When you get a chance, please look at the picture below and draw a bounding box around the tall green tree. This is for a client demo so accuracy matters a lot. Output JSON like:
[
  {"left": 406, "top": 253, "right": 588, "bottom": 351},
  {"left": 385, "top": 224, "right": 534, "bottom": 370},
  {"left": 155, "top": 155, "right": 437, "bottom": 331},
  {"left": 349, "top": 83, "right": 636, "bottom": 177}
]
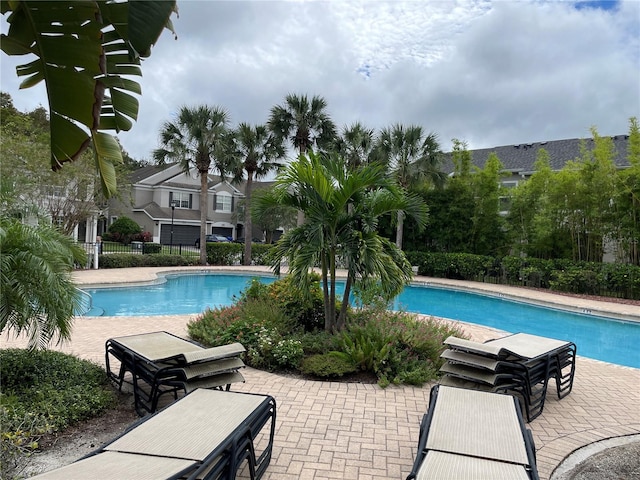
[
  {"left": 268, "top": 93, "right": 337, "bottom": 226},
  {"left": 469, "top": 152, "right": 508, "bottom": 256},
  {"left": 254, "top": 151, "right": 427, "bottom": 331},
  {"left": 1, "top": 1, "right": 177, "bottom": 197},
  {"left": 268, "top": 93, "right": 337, "bottom": 155},
  {"left": 0, "top": 216, "right": 86, "bottom": 349},
  {"left": 376, "top": 124, "right": 444, "bottom": 249},
  {"left": 249, "top": 187, "right": 297, "bottom": 244},
  {"left": 153, "top": 105, "right": 231, "bottom": 265},
  {"left": 333, "top": 122, "right": 376, "bottom": 169},
  {"left": 613, "top": 117, "right": 640, "bottom": 264},
  {"left": 575, "top": 128, "right": 618, "bottom": 261},
  {"left": 0, "top": 92, "right": 129, "bottom": 236},
  {"left": 507, "top": 150, "right": 563, "bottom": 258},
  {"left": 229, "top": 123, "right": 284, "bottom": 264}
]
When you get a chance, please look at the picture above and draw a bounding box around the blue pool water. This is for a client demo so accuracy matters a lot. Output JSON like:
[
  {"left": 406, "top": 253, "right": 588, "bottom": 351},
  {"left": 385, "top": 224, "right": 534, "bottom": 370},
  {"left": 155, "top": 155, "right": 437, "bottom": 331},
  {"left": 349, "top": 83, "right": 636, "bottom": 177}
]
[{"left": 84, "top": 273, "right": 640, "bottom": 368}]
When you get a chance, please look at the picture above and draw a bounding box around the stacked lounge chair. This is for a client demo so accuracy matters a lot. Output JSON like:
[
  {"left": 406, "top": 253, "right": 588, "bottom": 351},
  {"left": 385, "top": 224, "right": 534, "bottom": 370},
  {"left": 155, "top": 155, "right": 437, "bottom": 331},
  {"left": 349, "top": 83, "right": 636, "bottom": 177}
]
[
  {"left": 106, "top": 331, "right": 246, "bottom": 415},
  {"left": 438, "top": 333, "right": 576, "bottom": 421},
  {"left": 29, "top": 388, "right": 277, "bottom": 480},
  {"left": 406, "top": 384, "right": 539, "bottom": 480}
]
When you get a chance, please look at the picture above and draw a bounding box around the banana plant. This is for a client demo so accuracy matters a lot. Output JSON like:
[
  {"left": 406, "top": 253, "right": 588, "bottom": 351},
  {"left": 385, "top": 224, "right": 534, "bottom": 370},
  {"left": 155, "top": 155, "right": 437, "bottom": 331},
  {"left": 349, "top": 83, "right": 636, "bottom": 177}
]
[{"left": 1, "top": 0, "right": 177, "bottom": 197}]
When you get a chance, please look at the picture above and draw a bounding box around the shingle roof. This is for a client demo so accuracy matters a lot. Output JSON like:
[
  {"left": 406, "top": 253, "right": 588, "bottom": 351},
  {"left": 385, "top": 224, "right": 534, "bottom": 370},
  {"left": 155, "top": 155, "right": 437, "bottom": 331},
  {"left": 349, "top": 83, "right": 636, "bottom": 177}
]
[
  {"left": 133, "top": 202, "right": 203, "bottom": 222},
  {"left": 128, "top": 163, "right": 175, "bottom": 183},
  {"left": 441, "top": 135, "right": 630, "bottom": 174}
]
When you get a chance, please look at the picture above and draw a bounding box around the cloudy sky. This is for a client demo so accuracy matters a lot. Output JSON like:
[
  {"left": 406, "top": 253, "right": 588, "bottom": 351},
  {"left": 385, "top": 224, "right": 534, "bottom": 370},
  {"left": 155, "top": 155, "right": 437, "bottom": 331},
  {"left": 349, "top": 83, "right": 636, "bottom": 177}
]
[{"left": 2, "top": 0, "right": 639, "bottom": 161}]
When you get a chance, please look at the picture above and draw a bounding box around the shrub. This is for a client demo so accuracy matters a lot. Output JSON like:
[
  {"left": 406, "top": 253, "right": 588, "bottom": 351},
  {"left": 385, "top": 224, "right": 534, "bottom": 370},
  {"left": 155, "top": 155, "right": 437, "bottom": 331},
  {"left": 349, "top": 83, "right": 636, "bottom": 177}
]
[
  {"left": 142, "top": 242, "right": 162, "bottom": 254},
  {"left": 336, "top": 319, "right": 394, "bottom": 373},
  {"left": 0, "top": 410, "right": 52, "bottom": 480},
  {"left": 188, "top": 297, "right": 300, "bottom": 370},
  {"left": 272, "top": 338, "right": 304, "bottom": 369},
  {"left": 300, "top": 353, "right": 357, "bottom": 378},
  {"left": 246, "top": 243, "right": 274, "bottom": 266},
  {"left": 337, "top": 309, "right": 467, "bottom": 387},
  {"left": 237, "top": 273, "right": 325, "bottom": 331},
  {"left": 266, "top": 273, "right": 326, "bottom": 331},
  {"left": 133, "top": 231, "right": 153, "bottom": 243},
  {"left": 207, "top": 242, "right": 243, "bottom": 265},
  {"left": 296, "top": 330, "right": 342, "bottom": 355},
  {"left": 99, "top": 253, "right": 196, "bottom": 268},
  {"left": 549, "top": 268, "right": 601, "bottom": 295},
  {"left": 106, "top": 216, "right": 141, "bottom": 244},
  {"left": 0, "top": 349, "right": 116, "bottom": 479}
]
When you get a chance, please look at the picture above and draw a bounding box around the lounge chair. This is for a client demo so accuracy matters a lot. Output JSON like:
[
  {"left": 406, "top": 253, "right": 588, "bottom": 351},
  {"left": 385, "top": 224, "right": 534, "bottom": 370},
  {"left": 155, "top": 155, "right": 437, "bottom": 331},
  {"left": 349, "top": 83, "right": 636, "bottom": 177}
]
[
  {"left": 406, "top": 384, "right": 539, "bottom": 480},
  {"left": 484, "top": 333, "right": 576, "bottom": 399},
  {"left": 30, "top": 389, "right": 277, "bottom": 480},
  {"left": 28, "top": 451, "right": 198, "bottom": 480},
  {"left": 439, "top": 333, "right": 576, "bottom": 421},
  {"left": 105, "top": 331, "right": 247, "bottom": 415}
]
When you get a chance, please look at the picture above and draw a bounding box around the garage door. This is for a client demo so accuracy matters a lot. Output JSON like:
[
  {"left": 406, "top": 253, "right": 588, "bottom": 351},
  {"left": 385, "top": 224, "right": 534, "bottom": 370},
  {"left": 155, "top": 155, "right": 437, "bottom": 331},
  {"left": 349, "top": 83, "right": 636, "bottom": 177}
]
[
  {"left": 160, "top": 225, "right": 200, "bottom": 245},
  {"left": 212, "top": 227, "right": 233, "bottom": 238}
]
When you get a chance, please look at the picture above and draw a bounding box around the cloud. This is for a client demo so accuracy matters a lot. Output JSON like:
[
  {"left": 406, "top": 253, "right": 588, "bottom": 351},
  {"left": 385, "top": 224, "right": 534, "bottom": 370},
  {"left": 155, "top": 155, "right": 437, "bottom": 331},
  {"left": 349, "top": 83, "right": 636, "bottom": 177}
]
[{"left": 2, "top": 0, "right": 638, "bottom": 161}]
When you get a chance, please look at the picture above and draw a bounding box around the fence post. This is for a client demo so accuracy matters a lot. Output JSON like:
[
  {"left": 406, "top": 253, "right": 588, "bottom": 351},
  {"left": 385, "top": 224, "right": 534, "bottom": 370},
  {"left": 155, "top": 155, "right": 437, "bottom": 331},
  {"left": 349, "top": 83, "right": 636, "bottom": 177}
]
[{"left": 93, "top": 242, "right": 99, "bottom": 269}]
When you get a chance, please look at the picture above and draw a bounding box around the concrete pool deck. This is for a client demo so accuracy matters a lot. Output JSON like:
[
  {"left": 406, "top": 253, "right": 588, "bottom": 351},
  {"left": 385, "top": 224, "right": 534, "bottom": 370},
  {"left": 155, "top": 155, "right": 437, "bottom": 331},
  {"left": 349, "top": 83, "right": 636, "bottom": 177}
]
[{"left": 3, "top": 266, "right": 639, "bottom": 480}]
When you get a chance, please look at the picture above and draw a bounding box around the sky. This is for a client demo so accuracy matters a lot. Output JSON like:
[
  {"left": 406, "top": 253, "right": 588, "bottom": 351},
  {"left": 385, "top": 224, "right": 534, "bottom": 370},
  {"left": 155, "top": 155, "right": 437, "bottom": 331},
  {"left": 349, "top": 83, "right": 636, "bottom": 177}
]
[{"left": 1, "top": 0, "right": 639, "bottom": 162}]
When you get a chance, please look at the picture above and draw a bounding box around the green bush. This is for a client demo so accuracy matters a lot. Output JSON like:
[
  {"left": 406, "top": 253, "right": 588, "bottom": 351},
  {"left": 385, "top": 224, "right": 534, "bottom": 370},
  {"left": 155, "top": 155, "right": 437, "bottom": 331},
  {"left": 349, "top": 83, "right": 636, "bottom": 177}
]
[
  {"left": 105, "top": 216, "right": 141, "bottom": 244},
  {"left": 296, "top": 330, "right": 343, "bottom": 355},
  {"left": 0, "top": 409, "right": 52, "bottom": 480},
  {"left": 236, "top": 274, "right": 326, "bottom": 331},
  {"left": 300, "top": 353, "right": 357, "bottom": 378},
  {"left": 142, "top": 242, "right": 162, "bottom": 254},
  {"left": 550, "top": 268, "right": 601, "bottom": 295},
  {"left": 336, "top": 320, "right": 394, "bottom": 373},
  {"left": 336, "top": 309, "right": 467, "bottom": 387},
  {"left": 245, "top": 243, "right": 275, "bottom": 266},
  {"left": 0, "top": 349, "right": 117, "bottom": 479},
  {"left": 406, "top": 251, "right": 639, "bottom": 299},
  {"left": 188, "top": 297, "right": 301, "bottom": 371},
  {"left": 266, "top": 273, "right": 326, "bottom": 331},
  {"left": 207, "top": 242, "right": 243, "bottom": 265},
  {"left": 99, "top": 253, "right": 196, "bottom": 268}
]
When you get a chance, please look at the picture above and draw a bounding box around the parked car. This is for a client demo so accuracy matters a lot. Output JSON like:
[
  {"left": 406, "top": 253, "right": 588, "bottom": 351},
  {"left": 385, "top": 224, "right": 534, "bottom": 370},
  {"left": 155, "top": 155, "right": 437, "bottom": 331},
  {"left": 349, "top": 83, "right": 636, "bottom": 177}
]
[
  {"left": 194, "top": 234, "right": 230, "bottom": 247},
  {"left": 233, "top": 237, "right": 264, "bottom": 244}
]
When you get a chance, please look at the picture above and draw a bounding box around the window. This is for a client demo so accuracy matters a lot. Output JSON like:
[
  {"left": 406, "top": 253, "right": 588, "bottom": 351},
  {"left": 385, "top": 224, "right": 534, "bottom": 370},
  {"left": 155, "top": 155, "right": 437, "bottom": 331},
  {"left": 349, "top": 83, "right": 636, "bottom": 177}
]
[
  {"left": 215, "top": 192, "right": 233, "bottom": 212},
  {"left": 170, "top": 192, "right": 191, "bottom": 208},
  {"left": 499, "top": 181, "right": 518, "bottom": 215}
]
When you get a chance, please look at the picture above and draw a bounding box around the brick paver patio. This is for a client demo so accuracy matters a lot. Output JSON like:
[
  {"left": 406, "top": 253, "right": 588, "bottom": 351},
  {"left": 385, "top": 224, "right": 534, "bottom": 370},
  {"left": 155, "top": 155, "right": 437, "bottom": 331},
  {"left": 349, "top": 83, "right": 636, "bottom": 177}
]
[{"left": 3, "top": 266, "right": 639, "bottom": 480}]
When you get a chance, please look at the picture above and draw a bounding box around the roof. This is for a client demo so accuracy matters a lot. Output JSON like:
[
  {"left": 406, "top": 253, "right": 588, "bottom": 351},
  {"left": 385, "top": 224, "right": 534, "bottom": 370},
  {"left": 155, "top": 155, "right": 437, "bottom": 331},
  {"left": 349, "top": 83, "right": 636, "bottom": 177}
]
[
  {"left": 128, "top": 163, "right": 175, "bottom": 183},
  {"left": 133, "top": 202, "right": 205, "bottom": 222},
  {"left": 441, "top": 135, "right": 631, "bottom": 174}
]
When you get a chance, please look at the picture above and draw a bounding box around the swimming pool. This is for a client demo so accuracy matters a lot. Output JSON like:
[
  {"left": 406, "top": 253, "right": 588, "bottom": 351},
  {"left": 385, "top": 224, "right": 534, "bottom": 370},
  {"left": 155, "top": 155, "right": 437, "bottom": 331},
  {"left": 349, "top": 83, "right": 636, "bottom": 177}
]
[{"left": 83, "top": 273, "right": 640, "bottom": 368}]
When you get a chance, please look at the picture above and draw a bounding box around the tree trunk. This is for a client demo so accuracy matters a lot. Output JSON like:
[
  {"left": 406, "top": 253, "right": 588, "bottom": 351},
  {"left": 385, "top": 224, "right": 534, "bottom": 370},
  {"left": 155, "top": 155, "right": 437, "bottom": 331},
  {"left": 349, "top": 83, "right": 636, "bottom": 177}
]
[
  {"left": 396, "top": 210, "right": 404, "bottom": 249},
  {"left": 321, "top": 257, "right": 332, "bottom": 331},
  {"left": 329, "top": 249, "right": 336, "bottom": 331},
  {"left": 337, "top": 273, "right": 353, "bottom": 330},
  {"left": 243, "top": 174, "right": 254, "bottom": 266},
  {"left": 199, "top": 170, "right": 208, "bottom": 265}
]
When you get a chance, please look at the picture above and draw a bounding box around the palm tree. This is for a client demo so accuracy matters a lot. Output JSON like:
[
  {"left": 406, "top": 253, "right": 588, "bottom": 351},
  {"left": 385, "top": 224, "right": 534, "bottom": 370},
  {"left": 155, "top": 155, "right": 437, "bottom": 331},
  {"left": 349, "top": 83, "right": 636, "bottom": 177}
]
[
  {"left": 268, "top": 93, "right": 337, "bottom": 225},
  {"left": 153, "top": 105, "right": 231, "bottom": 265},
  {"left": 1, "top": 1, "right": 177, "bottom": 197},
  {"left": 268, "top": 93, "right": 337, "bottom": 155},
  {"left": 333, "top": 122, "right": 376, "bottom": 169},
  {"left": 376, "top": 124, "right": 445, "bottom": 249},
  {"left": 229, "top": 123, "right": 284, "bottom": 265},
  {"left": 254, "top": 151, "right": 428, "bottom": 331},
  {"left": 0, "top": 217, "right": 86, "bottom": 349}
]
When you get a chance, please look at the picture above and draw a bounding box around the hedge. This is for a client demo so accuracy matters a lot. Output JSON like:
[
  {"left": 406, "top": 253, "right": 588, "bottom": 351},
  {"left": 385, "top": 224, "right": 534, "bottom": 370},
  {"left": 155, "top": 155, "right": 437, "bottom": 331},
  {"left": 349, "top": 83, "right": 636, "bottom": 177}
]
[{"left": 406, "top": 251, "right": 639, "bottom": 300}]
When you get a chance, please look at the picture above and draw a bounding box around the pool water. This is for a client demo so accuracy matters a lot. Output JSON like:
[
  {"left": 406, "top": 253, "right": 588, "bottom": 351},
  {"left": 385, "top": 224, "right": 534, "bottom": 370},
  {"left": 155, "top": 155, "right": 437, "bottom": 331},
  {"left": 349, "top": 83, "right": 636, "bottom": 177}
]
[{"left": 84, "top": 273, "right": 640, "bottom": 368}]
